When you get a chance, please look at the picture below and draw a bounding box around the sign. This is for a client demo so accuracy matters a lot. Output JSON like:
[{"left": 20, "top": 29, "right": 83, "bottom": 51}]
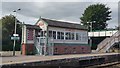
[
  {"left": 13, "top": 34, "right": 19, "bottom": 36},
  {"left": 37, "top": 21, "right": 47, "bottom": 31},
  {"left": 11, "top": 36, "right": 20, "bottom": 40}
]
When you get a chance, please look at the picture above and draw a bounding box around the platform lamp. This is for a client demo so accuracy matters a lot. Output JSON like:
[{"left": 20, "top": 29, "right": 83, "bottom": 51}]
[{"left": 13, "top": 8, "right": 21, "bottom": 56}]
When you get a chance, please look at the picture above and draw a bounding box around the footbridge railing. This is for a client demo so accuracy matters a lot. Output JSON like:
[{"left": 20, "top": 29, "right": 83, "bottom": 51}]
[{"left": 96, "top": 30, "right": 120, "bottom": 53}]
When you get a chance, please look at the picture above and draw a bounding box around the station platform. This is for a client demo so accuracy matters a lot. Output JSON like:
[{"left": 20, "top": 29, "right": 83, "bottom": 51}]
[{"left": 1, "top": 53, "right": 120, "bottom": 66}]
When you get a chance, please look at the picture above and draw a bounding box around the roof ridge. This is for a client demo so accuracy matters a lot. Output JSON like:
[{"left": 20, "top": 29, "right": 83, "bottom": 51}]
[
  {"left": 37, "top": 17, "right": 87, "bottom": 30},
  {"left": 41, "top": 18, "right": 80, "bottom": 25}
]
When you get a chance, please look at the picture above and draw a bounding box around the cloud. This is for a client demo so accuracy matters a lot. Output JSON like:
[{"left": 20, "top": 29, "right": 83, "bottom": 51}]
[
  {"left": 2, "top": 0, "right": 119, "bottom": 2},
  {"left": 1, "top": 2, "right": 119, "bottom": 28}
]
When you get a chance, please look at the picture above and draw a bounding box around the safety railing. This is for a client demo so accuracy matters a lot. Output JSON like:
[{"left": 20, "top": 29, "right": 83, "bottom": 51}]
[
  {"left": 96, "top": 30, "right": 120, "bottom": 53},
  {"left": 96, "top": 38, "right": 110, "bottom": 51}
]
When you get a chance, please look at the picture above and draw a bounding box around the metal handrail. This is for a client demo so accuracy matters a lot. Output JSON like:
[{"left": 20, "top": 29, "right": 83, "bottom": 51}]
[
  {"left": 105, "top": 30, "right": 120, "bottom": 51},
  {"left": 96, "top": 30, "right": 120, "bottom": 52},
  {"left": 97, "top": 38, "right": 109, "bottom": 48}
]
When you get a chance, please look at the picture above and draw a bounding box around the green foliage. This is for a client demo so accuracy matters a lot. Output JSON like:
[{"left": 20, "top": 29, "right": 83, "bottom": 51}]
[
  {"left": 80, "top": 3, "right": 112, "bottom": 31},
  {"left": 1, "top": 15, "right": 22, "bottom": 51}
]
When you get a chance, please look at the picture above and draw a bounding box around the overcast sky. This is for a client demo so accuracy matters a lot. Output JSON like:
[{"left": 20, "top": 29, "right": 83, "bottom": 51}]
[{"left": 1, "top": 0, "right": 119, "bottom": 28}]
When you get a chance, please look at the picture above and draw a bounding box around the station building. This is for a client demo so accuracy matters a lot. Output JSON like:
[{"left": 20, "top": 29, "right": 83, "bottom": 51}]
[{"left": 21, "top": 18, "right": 91, "bottom": 55}]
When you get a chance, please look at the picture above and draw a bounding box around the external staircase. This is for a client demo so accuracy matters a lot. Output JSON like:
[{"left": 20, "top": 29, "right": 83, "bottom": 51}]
[{"left": 96, "top": 30, "right": 120, "bottom": 53}]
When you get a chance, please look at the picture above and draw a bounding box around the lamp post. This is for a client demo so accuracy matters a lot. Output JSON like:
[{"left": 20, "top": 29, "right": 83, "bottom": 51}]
[
  {"left": 13, "top": 8, "right": 21, "bottom": 56},
  {"left": 87, "top": 22, "right": 92, "bottom": 52},
  {"left": 118, "top": 24, "right": 120, "bottom": 53}
]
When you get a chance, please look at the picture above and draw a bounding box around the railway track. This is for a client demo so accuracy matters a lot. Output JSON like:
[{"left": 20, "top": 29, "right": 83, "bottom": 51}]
[{"left": 85, "top": 62, "right": 120, "bottom": 68}]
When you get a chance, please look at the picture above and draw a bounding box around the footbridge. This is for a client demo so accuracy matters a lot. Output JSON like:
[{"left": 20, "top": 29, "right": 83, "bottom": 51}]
[
  {"left": 88, "top": 30, "right": 118, "bottom": 37},
  {"left": 94, "top": 30, "right": 120, "bottom": 53},
  {"left": 88, "top": 30, "right": 120, "bottom": 52}
]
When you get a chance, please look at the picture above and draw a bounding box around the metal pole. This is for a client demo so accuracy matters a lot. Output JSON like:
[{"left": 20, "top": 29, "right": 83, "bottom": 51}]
[
  {"left": 118, "top": 30, "right": 120, "bottom": 53},
  {"left": 13, "top": 8, "right": 21, "bottom": 56},
  {"left": 13, "top": 13, "right": 17, "bottom": 56},
  {"left": 90, "top": 22, "right": 92, "bottom": 53},
  {"left": 118, "top": 26, "right": 120, "bottom": 53}
]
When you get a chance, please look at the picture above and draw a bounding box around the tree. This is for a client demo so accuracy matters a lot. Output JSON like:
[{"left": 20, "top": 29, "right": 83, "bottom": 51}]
[
  {"left": 1, "top": 15, "right": 22, "bottom": 51},
  {"left": 80, "top": 3, "right": 112, "bottom": 31}
]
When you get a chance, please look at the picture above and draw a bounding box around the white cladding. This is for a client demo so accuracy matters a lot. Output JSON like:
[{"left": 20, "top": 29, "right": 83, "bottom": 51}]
[{"left": 48, "top": 26, "right": 88, "bottom": 44}]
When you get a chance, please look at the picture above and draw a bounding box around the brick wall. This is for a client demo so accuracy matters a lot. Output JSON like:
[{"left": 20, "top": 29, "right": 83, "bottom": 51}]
[
  {"left": 22, "top": 44, "right": 35, "bottom": 55},
  {"left": 53, "top": 45, "right": 91, "bottom": 55}
]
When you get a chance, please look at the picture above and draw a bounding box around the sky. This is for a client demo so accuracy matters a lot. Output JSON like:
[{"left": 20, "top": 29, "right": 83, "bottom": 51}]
[{"left": 1, "top": 0, "right": 119, "bottom": 28}]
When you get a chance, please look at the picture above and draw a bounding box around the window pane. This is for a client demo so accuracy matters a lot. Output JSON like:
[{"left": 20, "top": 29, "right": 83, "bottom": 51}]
[
  {"left": 79, "top": 34, "right": 81, "bottom": 41},
  {"left": 61, "top": 32, "right": 64, "bottom": 39},
  {"left": 65, "top": 32, "right": 69, "bottom": 40},
  {"left": 82, "top": 34, "right": 84, "bottom": 41},
  {"left": 40, "top": 31, "right": 45, "bottom": 37},
  {"left": 40, "top": 31, "right": 43, "bottom": 37},
  {"left": 53, "top": 31, "right": 56, "bottom": 39},
  {"left": 82, "top": 34, "right": 87, "bottom": 41},
  {"left": 68, "top": 32, "right": 71, "bottom": 40},
  {"left": 49, "top": 31, "right": 52, "bottom": 38},
  {"left": 76, "top": 33, "right": 78, "bottom": 40},
  {"left": 71, "top": 33, "right": 74, "bottom": 40},
  {"left": 57, "top": 32, "right": 60, "bottom": 39}
]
